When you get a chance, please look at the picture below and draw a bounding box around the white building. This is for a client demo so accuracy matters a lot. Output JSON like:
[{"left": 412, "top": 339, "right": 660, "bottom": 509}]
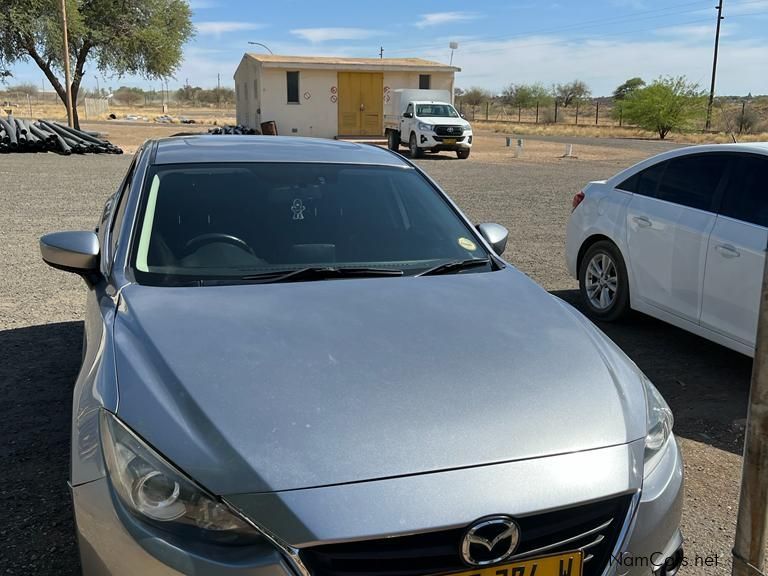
[{"left": 234, "top": 54, "right": 459, "bottom": 138}]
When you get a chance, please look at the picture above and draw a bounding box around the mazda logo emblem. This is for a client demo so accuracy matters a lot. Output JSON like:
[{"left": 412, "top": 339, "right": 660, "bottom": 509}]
[{"left": 461, "top": 516, "right": 520, "bottom": 566}]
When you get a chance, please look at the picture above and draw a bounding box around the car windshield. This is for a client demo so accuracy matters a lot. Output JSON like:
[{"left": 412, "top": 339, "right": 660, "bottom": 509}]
[
  {"left": 416, "top": 104, "right": 460, "bottom": 118},
  {"left": 131, "top": 162, "right": 490, "bottom": 285}
]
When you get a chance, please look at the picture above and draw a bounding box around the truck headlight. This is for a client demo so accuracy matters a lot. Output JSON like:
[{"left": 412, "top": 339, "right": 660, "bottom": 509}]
[
  {"left": 642, "top": 375, "right": 674, "bottom": 475},
  {"left": 100, "top": 410, "right": 259, "bottom": 545},
  {"left": 417, "top": 122, "right": 434, "bottom": 131},
  {"left": 462, "top": 123, "right": 472, "bottom": 132}
]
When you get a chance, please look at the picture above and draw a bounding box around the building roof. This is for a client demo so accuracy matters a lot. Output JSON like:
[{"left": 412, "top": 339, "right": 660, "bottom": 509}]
[
  {"left": 243, "top": 54, "right": 460, "bottom": 73},
  {"left": 152, "top": 135, "right": 411, "bottom": 167}
]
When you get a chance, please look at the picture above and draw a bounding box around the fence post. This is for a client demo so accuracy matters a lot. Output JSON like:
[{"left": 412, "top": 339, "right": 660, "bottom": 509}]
[
  {"left": 732, "top": 244, "right": 768, "bottom": 576},
  {"left": 575, "top": 101, "right": 579, "bottom": 125},
  {"left": 554, "top": 100, "right": 559, "bottom": 123},
  {"left": 485, "top": 101, "right": 489, "bottom": 121},
  {"left": 535, "top": 101, "right": 539, "bottom": 124},
  {"left": 740, "top": 101, "right": 746, "bottom": 134},
  {"left": 518, "top": 105, "right": 521, "bottom": 123},
  {"left": 595, "top": 101, "right": 599, "bottom": 126},
  {"left": 619, "top": 105, "right": 623, "bottom": 127}
]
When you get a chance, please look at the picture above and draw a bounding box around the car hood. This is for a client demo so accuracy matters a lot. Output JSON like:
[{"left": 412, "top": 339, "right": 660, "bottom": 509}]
[
  {"left": 417, "top": 117, "right": 468, "bottom": 127},
  {"left": 113, "top": 268, "right": 646, "bottom": 495}
]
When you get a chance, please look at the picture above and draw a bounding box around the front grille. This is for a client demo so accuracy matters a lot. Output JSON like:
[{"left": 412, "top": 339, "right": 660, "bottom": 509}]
[
  {"left": 434, "top": 125, "right": 464, "bottom": 137},
  {"left": 299, "top": 493, "right": 633, "bottom": 576}
]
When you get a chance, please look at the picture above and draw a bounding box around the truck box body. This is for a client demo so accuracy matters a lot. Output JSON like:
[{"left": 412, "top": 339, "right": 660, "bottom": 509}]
[{"left": 385, "top": 89, "right": 453, "bottom": 119}]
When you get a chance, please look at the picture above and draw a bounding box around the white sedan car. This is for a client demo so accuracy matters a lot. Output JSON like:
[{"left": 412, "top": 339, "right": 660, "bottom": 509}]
[{"left": 566, "top": 143, "right": 768, "bottom": 357}]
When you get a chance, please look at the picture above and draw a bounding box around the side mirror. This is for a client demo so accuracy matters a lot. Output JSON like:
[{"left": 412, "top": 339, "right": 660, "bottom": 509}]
[
  {"left": 477, "top": 223, "right": 509, "bottom": 256},
  {"left": 460, "top": 113, "right": 466, "bottom": 119},
  {"left": 40, "top": 231, "right": 100, "bottom": 277},
  {"left": 403, "top": 112, "right": 413, "bottom": 118}
]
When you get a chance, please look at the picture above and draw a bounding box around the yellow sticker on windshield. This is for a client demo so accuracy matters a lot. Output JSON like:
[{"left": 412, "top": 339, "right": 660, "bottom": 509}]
[{"left": 458, "top": 237, "right": 477, "bottom": 251}]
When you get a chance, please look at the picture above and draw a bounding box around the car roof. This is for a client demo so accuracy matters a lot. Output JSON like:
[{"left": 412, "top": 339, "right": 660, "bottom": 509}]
[{"left": 151, "top": 135, "right": 412, "bottom": 166}]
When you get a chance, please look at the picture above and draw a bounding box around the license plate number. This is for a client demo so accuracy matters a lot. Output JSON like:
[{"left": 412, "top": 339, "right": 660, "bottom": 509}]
[
  {"left": 445, "top": 551, "right": 583, "bottom": 576},
  {"left": 443, "top": 138, "right": 457, "bottom": 144}
]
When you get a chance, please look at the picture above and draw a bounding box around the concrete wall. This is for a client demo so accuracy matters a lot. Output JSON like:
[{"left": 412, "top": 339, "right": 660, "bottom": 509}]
[{"left": 235, "top": 62, "right": 455, "bottom": 138}]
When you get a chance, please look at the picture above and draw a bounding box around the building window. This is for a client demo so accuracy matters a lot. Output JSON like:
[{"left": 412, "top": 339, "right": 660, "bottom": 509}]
[
  {"left": 419, "top": 74, "right": 431, "bottom": 89},
  {"left": 287, "top": 71, "right": 300, "bottom": 103}
]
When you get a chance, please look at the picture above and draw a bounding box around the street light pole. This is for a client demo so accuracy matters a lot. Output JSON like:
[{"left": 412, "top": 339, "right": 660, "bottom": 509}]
[
  {"left": 247, "top": 41, "right": 274, "bottom": 54},
  {"left": 732, "top": 246, "right": 768, "bottom": 576},
  {"left": 59, "top": 0, "right": 74, "bottom": 127},
  {"left": 705, "top": 0, "right": 724, "bottom": 131}
]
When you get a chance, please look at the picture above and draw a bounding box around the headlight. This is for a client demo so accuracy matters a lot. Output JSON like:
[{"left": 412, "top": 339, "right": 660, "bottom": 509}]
[
  {"left": 462, "top": 123, "right": 472, "bottom": 132},
  {"left": 642, "top": 375, "right": 674, "bottom": 475},
  {"left": 417, "top": 122, "right": 434, "bottom": 131},
  {"left": 100, "top": 410, "right": 259, "bottom": 545}
]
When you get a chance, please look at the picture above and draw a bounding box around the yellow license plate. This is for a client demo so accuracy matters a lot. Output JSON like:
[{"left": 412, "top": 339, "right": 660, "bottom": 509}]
[
  {"left": 443, "top": 138, "right": 457, "bottom": 145},
  {"left": 447, "top": 551, "right": 583, "bottom": 576}
]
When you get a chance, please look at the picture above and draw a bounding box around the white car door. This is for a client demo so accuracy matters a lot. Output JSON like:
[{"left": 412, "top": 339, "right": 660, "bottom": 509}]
[
  {"left": 701, "top": 154, "right": 768, "bottom": 350},
  {"left": 624, "top": 153, "right": 730, "bottom": 323}
]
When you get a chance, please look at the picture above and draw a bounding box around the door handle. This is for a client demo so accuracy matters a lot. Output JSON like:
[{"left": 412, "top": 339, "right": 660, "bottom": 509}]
[
  {"left": 632, "top": 215, "right": 652, "bottom": 228},
  {"left": 360, "top": 103, "right": 365, "bottom": 112},
  {"left": 715, "top": 244, "right": 740, "bottom": 258}
]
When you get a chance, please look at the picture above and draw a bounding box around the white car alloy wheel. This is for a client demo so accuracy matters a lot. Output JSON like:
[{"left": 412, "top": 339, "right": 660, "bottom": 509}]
[
  {"left": 578, "top": 240, "right": 629, "bottom": 321},
  {"left": 585, "top": 253, "right": 618, "bottom": 310}
]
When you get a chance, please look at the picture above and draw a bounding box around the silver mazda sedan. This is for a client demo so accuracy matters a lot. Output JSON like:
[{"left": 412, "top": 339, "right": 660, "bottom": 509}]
[{"left": 41, "top": 136, "right": 683, "bottom": 576}]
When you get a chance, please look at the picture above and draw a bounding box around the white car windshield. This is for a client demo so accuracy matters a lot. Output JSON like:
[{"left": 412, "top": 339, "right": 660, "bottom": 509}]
[{"left": 416, "top": 104, "right": 460, "bottom": 118}]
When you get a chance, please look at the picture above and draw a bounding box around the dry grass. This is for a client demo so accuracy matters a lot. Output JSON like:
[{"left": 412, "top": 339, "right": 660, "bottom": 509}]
[{"left": 3, "top": 101, "right": 236, "bottom": 125}]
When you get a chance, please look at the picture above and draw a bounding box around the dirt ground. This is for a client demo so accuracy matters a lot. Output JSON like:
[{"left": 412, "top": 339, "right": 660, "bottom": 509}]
[{"left": 0, "top": 133, "right": 761, "bottom": 574}]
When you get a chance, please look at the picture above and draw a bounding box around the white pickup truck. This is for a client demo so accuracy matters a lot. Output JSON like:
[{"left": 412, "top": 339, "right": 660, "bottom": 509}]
[{"left": 384, "top": 89, "right": 473, "bottom": 159}]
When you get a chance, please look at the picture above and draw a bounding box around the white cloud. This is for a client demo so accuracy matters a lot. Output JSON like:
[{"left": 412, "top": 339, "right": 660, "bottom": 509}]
[
  {"left": 290, "top": 28, "right": 382, "bottom": 43},
  {"left": 421, "top": 35, "right": 768, "bottom": 96},
  {"left": 195, "top": 21, "right": 265, "bottom": 35},
  {"left": 654, "top": 24, "right": 719, "bottom": 41},
  {"left": 415, "top": 12, "right": 482, "bottom": 28}
]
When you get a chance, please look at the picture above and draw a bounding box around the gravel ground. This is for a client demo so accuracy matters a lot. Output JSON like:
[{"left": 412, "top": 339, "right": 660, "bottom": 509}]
[{"left": 0, "top": 138, "right": 756, "bottom": 574}]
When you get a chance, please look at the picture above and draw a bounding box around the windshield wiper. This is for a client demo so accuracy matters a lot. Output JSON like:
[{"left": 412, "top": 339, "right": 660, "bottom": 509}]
[
  {"left": 237, "top": 266, "right": 404, "bottom": 284},
  {"left": 416, "top": 258, "right": 491, "bottom": 277}
]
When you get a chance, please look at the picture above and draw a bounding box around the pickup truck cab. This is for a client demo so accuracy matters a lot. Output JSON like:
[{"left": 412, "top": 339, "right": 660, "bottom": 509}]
[{"left": 384, "top": 90, "right": 473, "bottom": 159}]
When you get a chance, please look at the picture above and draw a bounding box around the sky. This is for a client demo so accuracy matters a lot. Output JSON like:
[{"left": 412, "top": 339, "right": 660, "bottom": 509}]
[{"left": 7, "top": 0, "right": 768, "bottom": 96}]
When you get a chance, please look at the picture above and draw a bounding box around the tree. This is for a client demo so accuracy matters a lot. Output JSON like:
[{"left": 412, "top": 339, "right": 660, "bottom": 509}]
[
  {"left": 9, "top": 82, "right": 37, "bottom": 96},
  {"left": 621, "top": 76, "right": 706, "bottom": 140},
  {"left": 0, "top": 0, "right": 194, "bottom": 128},
  {"left": 613, "top": 77, "right": 645, "bottom": 101},
  {"left": 553, "top": 80, "right": 591, "bottom": 107},
  {"left": 114, "top": 86, "right": 145, "bottom": 106},
  {"left": 461, "top": 86, "right": 491, "bottom": 119},
  {"left": 502, "top": 83, "right": 551, "bottom": 108}
]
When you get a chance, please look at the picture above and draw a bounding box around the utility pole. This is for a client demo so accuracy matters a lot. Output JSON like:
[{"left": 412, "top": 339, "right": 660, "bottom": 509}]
[
  {"left": 379, "top": 46, "right": 384, "bottom": 59},
  {"left": 217, "top": 73, "right": 221, "bottom": 110},
  {"left": 706, "top": 0, "right": 724, "bottom": 131},
  {"left": 59, "top": 0, "right": 74, "bottom": 127},
  {"left": 732, "top": 246, "right": 768, "bottom": 576}
]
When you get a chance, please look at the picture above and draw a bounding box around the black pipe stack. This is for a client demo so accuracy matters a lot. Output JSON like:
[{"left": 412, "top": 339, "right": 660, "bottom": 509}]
[
  {"left": 0, "top": 118, "right": 123, "bottom": 155},
  {"left": 207, "top": 124, "right": 260, "bottom": 135}
]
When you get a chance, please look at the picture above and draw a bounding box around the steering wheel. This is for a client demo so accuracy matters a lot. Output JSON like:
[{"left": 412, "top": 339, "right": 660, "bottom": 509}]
[{"left": 184, "top": 233, "right": 256, "bottom": 256}]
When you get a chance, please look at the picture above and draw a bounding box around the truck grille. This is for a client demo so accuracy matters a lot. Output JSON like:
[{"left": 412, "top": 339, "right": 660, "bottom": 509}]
[
  {"left": 434, "top": 125, "right": 464, "bottom": 137},
  {"left": 298, "top": 493, "right": 634, "bottom": 576}
]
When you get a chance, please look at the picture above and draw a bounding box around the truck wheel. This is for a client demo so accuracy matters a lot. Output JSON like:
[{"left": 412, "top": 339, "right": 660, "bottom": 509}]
[
  {"left": 387, "top": 130, "right": 400, "bottom": 151},
  {"left": 456, "top": 149, "right": 470, "bottom": 159},
  {"left": 409, "top": 133, "right": 423, "bottom": 158}
]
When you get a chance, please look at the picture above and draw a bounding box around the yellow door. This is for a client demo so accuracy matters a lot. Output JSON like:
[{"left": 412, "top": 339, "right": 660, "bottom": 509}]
[
  {"left": 337, "top": 72, "right": 383, "bottom": 136},
  {"left": 360, "top": 73, "right": 383, "bottom": 136},
  {"left": 338, "top": 72, "right": 361, "bottom": 135}
]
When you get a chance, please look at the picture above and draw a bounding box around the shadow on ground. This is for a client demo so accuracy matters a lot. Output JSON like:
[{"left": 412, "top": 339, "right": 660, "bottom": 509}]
[
  {"left": 552, "top": 289, "right": 752, "bottom": 455},
  {"left": 0, "top": 321, "right": 82, "bottom": 575}
]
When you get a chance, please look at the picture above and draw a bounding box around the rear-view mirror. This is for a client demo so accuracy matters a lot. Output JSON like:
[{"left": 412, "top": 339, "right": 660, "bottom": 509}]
[
  {"left": 477, "top": 223, "right": 509, "bottom": 256},
  {"left": 40, "top": 231, "right": 100, "bottom": 278}
]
